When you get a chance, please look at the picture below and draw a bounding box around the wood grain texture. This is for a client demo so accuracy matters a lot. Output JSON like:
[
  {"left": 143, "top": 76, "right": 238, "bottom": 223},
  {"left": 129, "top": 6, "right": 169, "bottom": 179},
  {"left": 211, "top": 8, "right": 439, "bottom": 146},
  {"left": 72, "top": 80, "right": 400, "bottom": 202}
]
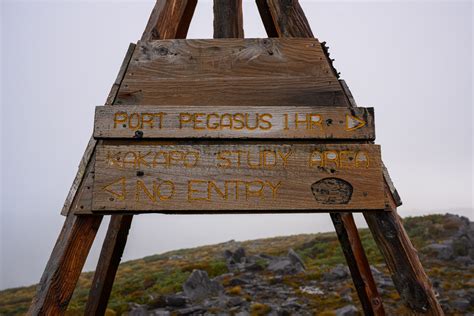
[
  {"left": 106, "top": 43, "right": 137, "bottom": 106},
  {"left": 256, "top": 0, "right": 349, "bottom": 106},
  {"left": 94, "top": 105, "right": 375, "bottom": 140},
  {"left": 69, "top": 152, "right": 96, "bottom": 215},
  {"left": 331, "top": 213, "right": 385, "bottom": 316},
  {"left": 92, "top": 142, "right": 385, "bottom": 213},
  {"left": 364, "top": 211, "right": 444, "bottom": 315},
  {"left": 256, "top": 0, "right": 313, "bottom": 38},
  {"left": 27, "top": 214, "right": 102, "bottom": 315},
  {"left": 84, "top": 215, "right": 133, "bottom": 315},
  {"left": 115, "top": 38, "right": 347, "bottom": 107},
  {"left": 141, "top": 0, "right": 197, "bottom": 41},
  {"left": 213, "top": 0, "right": 244, "bottom": 38},
  {"left": 61, "top": 137, "right": 97, "bottom": 216}
]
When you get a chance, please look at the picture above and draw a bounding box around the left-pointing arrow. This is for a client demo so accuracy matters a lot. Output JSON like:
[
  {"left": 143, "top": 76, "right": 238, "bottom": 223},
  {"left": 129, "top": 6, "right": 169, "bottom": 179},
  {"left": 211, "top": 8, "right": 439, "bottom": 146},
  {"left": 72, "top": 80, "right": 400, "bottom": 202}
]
[
  {"left": 345, "top": 114, "right": 366, "bottom": 131},
  {"left": 102, "top": 177, "right": 126, "bottom": 201}
]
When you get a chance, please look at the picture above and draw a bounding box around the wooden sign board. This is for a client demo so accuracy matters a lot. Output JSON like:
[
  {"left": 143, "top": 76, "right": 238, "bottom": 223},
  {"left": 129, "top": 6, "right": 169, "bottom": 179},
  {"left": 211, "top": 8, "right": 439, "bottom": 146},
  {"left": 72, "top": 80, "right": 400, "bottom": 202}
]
[
  {"left": 94, "top": 106, "right": 375, "bottom": 140},
  {"left": 91, "top": 142, "right": 385, "bottom": 213},
  {"left": 114, "top": 38, "right": 348, "bottom": 107}
]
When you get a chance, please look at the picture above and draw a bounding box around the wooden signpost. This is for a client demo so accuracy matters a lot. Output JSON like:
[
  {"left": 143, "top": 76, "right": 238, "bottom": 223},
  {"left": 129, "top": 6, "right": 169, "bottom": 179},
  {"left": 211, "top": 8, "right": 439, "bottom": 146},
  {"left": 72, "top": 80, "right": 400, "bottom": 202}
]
[{"left": 28, "top": 1, "right": 444, "bottom": 315}]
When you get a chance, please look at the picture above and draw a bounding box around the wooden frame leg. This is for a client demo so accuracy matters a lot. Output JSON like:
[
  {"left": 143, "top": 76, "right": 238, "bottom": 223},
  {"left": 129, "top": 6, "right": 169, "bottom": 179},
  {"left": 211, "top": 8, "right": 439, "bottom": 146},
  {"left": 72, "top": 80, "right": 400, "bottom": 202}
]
[
  {"left": 85, "top": 215, "right": 133, "bottom": 315},
  {"left": 364, "top": 210, "right": 444, "bottom": 315},
  {"left": 331, "top": 213, "right": 385, "bottom": 316},
  {"left": 28, "top": 214, "right": 103, "bottom": 315}
]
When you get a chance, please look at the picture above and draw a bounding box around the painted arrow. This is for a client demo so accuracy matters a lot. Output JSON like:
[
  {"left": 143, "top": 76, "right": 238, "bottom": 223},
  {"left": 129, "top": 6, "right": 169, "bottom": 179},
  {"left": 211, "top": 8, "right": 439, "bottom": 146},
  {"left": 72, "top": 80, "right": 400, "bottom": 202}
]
[
  {"left": 345, "top": 114, "right": 366, "bottom": 131},
  {"left": 102, "top": 177, "right": 126, "bottom": 201}
]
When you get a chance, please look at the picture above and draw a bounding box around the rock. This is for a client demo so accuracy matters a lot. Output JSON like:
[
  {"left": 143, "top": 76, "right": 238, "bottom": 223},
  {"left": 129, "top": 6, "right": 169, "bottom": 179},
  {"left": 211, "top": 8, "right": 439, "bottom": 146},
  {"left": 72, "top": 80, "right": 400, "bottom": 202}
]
[
  {"left": 281, "top": 297, "right": 302, "bottom": 309},
  {"left": 164, "top": 294, "right": 187, "bottom": 307},
  {"left": 324, "top": 264, "right": 349, "bottom": 281},
  {"left": 149, "top": 311, "right": 170, "bottom": 316},
  {"left": 288, "top": 249, "right": 306, "bottom": 269},
  {"left": 175, "top": 305, "right": 205, "bottom": 315},
  {"left": 267, "top": 250, "right": 305, "bottom": 274},
  {"left": 450, "top": 299, "right": 470, "bottom": 312},
  {"left": 268, "top": 257, "right": 304, "bottom": 274},
  {"left": 229, "top": 277, "right": 248, "bottom": 286},
  {"left": 335, "top": 304, "right": 358, "bottom": 316},
  {"left": 127, "top": 303, "right": 149, "bottom": 316},
  {"left": 183, "top": 270, "right": 224, "bottom": 301},
  {"left": 227, "top": 296, "right": 245, "bottom": 307},
  {"left": 224, "top": 247, "right": 246, "bottom": 264}
]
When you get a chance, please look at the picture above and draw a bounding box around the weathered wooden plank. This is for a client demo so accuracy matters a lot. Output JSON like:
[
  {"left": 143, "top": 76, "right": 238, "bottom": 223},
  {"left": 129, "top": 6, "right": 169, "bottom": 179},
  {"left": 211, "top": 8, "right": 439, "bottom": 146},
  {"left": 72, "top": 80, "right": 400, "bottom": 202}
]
[
  {"left": 94, "top": 105, "right": 375, "bottom": 140},
  {"left": 27, "top": 214, "right": 102, "bottom": 315},
  {"left": 364, "top": 211, "right": 444, "bottom": 315},
  {"left": 141, "top": 0, "right": 197, "bottom": 41},
  {"left": 84, "top": 215, "right": 133, "bottom": 315},
  {"left": 213, "top": 0, "right": 244, "bottom": 38},
  {"left": 331, "top": 213, "right": 385, "bottom": 315},
  {"left": 106, "top": 43, "right": 137, "bottom": 106},
  {"left": 115, "top": 38, "right": 346, "bottom": 107},
  {"left": 91, "top": 142, "right": 385, "bottom": 213}
]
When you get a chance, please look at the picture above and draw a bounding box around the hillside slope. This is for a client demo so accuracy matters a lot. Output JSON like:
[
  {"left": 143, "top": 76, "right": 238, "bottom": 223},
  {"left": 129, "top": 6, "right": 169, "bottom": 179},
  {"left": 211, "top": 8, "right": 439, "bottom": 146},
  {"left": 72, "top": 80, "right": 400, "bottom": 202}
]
[{"left": 0, "top": 213, "right": 473, "bottom": 315}]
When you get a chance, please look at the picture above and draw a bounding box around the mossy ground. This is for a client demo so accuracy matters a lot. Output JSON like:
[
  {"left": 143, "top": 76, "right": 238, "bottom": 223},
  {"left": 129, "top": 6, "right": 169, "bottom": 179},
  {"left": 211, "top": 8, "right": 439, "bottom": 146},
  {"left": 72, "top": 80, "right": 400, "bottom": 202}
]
[{"left": 0, "top": 214, "right": 472, "bottom": 315}]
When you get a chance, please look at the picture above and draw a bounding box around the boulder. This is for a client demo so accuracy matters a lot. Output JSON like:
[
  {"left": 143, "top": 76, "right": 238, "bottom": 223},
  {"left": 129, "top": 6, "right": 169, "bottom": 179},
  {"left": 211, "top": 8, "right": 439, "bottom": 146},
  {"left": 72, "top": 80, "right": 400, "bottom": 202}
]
[
  {"left": 324, "top": 264, "right": 349, "bottom": 281},
  {"left": 182, "top": 270, "right": 224, "bottom": 301},
  {"left": 288, "top": 249, "right": 306, "bottom": 269},
  {"left": 267, "top": 257, "right": 304, "bottom": 274},
  {"left": 335, "top": 305, "right": 358, "bottom": 316},
  {"left": 224, "top": 247, "right": 246, "bottom": 264},
  {"left": 267, "top": 249, "right": 305, "bottom": 274}
]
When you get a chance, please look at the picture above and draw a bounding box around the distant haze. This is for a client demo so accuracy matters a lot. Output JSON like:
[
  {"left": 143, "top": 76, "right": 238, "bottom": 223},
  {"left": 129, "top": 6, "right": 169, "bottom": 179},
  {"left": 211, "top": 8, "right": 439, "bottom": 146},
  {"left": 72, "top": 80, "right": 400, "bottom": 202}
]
[{"left": 1, "top": 0, "right": 472, "bottom": 290}]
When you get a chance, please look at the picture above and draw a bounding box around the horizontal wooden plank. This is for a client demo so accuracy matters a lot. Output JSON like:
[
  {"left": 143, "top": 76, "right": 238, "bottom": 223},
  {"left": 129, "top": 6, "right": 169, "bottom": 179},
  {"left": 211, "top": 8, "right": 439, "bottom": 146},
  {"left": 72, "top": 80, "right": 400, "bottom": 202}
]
[
  {"left": 94, "top": 105, "right": 375, "bottom": 140},
  {"left": 92, "top": 142, "right": 385, "bottom": 213},
  {"left": 115, "top": 38, "right": 349, "bottom": 107}
]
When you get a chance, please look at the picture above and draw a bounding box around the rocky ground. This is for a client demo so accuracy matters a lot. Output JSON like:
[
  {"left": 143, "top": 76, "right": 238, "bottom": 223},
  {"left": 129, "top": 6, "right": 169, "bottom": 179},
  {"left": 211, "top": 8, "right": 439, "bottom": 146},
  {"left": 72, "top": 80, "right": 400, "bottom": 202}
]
[
  {"left": 122, "top": 214, "right": 474, "bottom": 316},
  {"left": 0, "top": 213, "right": 473, "bottom": 315}
]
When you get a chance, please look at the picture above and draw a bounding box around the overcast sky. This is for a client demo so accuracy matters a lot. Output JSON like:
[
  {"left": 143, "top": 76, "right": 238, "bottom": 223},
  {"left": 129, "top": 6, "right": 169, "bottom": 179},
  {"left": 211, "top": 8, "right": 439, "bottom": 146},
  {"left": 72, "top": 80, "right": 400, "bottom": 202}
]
[{"left": 1, "top": 0, "right": 472, "bottom": 290}]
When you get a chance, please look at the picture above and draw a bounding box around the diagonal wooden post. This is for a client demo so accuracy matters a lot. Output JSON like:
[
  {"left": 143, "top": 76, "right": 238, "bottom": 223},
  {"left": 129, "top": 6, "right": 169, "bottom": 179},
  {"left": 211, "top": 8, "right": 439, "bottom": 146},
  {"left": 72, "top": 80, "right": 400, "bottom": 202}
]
[
  {"left": 364, "top": 205, "right": 444, "bottom": 315},
  {"left": 331, "top": 213, "right": 385, "bottom": 315},
  {"left": 84, "top": 1, "right": 199, "bottom": 314},
  {"left": 27, "top": 215, "right": 103, "bottom": 315},
  {"left": 255, "top": 1, "right": 384, "bottom": 314}
]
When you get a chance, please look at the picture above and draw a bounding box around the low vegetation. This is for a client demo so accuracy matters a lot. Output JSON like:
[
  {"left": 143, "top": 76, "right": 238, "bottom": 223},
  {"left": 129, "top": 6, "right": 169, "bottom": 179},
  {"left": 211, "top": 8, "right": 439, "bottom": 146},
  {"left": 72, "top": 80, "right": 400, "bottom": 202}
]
[{"left": 0, "top": 214, "right": 472, "bottom": 315}]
